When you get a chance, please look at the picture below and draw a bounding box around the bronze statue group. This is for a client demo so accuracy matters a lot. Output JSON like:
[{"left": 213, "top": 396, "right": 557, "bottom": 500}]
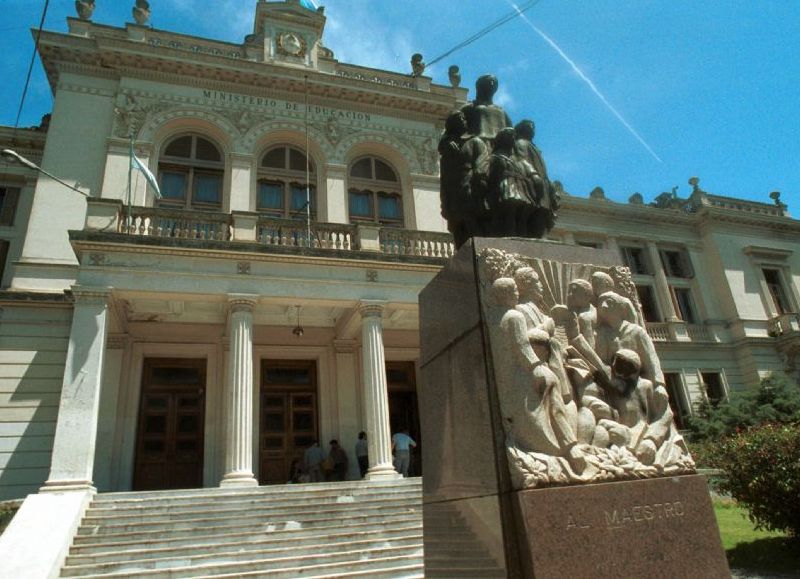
[{"left": 439, "top": 75, "right": 561, "bottom": 248}]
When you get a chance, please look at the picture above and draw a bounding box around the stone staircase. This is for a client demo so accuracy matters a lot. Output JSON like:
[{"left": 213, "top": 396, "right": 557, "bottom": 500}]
[{"left": 59, "top": 478, "right": 424, "bottom": 578}]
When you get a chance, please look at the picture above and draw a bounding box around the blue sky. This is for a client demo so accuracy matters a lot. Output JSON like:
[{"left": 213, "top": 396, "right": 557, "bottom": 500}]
[{"left": 1, "top": 0, "right": 798, "bottom": 210}]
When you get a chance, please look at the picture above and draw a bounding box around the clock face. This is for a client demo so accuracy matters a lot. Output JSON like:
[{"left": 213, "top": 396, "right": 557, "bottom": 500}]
[{"left": 278, "top": 32, "right": 306, "bottom": 57}]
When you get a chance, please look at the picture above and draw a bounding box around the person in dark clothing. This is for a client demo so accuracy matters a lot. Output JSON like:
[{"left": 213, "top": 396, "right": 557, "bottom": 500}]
[{"left": 329, "top": 439, "right": 349, "bottom": 481}]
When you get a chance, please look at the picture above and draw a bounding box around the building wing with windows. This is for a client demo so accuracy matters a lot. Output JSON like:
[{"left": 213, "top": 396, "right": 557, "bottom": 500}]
[{"left": 0, "top": 0, "right": 798, "bottom": 502}]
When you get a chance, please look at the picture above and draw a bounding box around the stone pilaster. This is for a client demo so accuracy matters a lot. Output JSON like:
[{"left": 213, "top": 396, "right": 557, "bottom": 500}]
[
  {"left": 220, "top": 296, "right": 259, "bottom": 487},
  {"left": 358, "top": 301, "right": 400, "bottom": 480},
  {"left": 646, "top": 241, "right": 679, "bottom": 322},
  {"left": 41, "top": 286, "right": 112, "bottom": 493}
]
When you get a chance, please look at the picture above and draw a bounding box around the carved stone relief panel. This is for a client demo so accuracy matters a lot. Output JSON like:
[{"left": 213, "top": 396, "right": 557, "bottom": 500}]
[{"left": 478, "top": 248, "right": 696, "bottom": 490}]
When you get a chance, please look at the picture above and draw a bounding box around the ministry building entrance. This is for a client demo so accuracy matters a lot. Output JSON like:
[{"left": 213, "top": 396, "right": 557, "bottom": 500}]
[
  {"left": 259, "top": 360, "right": 318, "bottom": 484},
  {"left": 133, "top": 358, "right": 206, "bottom": 491}
]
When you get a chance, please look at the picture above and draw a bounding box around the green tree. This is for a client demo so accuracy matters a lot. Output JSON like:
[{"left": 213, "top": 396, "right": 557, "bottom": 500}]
[{"left": 688, "top": 373, "right": 800, "bottom": 442}]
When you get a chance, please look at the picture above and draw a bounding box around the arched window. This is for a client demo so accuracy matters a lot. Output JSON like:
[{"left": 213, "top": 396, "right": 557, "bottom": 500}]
[
  {"left": 157, "top": 134, "right": 224, "bottom": 210},
  {"left": 347, "top": 156, "right": 402, "bottom": 226},
  {"left": 257, "top": 146, "right": 316, "bottom": 219}
]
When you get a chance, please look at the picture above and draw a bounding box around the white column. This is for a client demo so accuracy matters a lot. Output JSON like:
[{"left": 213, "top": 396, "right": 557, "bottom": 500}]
[
  {"left": 220, "top": 296, "right": 259, "bottom": 487},
  {"left": 646, "top": 241, "right": 679, "bottom": 321},
  {"left": 41, "top": 286, "right": 111, "bottom": 492},
  {"left": 358, "top": 301, "right": 401, "bottom": 480}
]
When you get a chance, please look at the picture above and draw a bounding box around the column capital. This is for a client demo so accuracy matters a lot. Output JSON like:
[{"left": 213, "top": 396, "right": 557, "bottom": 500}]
[
  {"left": 358, "top": 300, "right": 387, "bottom": 319},
  {"left": 333, "top": 339, "right": 357, "bottom": 354},
  {"left": 227, "top": 294, "right": 258, "bottom": 314},
  {"left": 70, "top": 285, "right": 112, "bottom": 306}
]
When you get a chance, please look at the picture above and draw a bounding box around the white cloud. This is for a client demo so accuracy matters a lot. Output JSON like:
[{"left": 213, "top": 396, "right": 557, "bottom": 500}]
[
  {"left": 494, "top": 86, "right": 515, "bottom": 110},
  {"left": 163, "top": 0, "right": 253, "bottom": 40},
  {"left": 320, "top": 1, "right": 418, "bottom": 73}
]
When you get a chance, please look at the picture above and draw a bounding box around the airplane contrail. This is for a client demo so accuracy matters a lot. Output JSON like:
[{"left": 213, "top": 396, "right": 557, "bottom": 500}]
[{"left": 507, "top": 1, "right": 663, "bottom": 164}]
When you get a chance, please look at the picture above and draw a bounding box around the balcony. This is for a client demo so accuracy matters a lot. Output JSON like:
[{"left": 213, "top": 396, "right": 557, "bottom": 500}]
[
  {"left": 768, "top": 313, "right": 800, "bottom": 338},
  {"left": 79, "top": 198, "right": 455, "bottom": 262},
  {"left": 646, "top": 321, "right": 718, "bottom": 343}
]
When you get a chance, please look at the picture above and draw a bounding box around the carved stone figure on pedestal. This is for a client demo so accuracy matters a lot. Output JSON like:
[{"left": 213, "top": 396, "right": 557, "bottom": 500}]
[{"left": 439, "top": 75, "right": 559, "bottom": 248}]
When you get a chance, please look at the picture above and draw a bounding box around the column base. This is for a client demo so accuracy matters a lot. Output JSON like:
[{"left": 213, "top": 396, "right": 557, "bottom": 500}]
[
  {"left": 365, "top": 464, "right": 401, "bottom": 481},
  {"left": 220, "top": 472, "right": 259, "bottom": 487},
  {"left": 39, "top": 479, "right": 97, "bottom": 494}
]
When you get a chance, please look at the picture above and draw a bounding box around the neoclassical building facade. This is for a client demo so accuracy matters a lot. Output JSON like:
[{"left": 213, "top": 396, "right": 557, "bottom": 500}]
[{"left": 0, "top": 0, "right": 798, "bottom": 501}]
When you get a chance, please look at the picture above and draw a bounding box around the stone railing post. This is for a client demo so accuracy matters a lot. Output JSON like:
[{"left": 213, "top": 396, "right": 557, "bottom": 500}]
[
  {"left": 231, "top": 211, "right": 259, "bottom": 242},
  {"left": 84, "top": 198, "right": 124, "bottom": 233},
  {"left": 357, "top": 224, "right": 381, "bottom": 252}
]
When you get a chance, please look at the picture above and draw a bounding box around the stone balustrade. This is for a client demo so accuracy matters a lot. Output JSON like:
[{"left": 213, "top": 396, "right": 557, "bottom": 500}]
[
  {"left": 379, "top": 228, "right": 455, "bottom": 259},
  {"left": 646, "top": 322, "right": 671, "bottom": 342},
  {"left": 686, "top": 323, "right": 715, "bottom": 342},
  {"left": 257, "top": 217, "right": 356, "bottom": 251},
  {"left": 83, "top": 199, "right": 455, "bottom": 260},
  {"left": 123, "top": 206, "right": 233, "bottom": 241}
]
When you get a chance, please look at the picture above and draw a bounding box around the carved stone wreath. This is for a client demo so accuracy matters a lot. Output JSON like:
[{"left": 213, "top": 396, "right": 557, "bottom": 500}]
[{"left": 277, "top": 32, "right": 307, "bottom": 57}]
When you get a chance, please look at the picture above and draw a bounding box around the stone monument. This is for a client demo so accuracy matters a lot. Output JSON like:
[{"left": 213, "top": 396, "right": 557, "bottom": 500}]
[{"left": 419, "top": 75, "right": 729, "bottom": 578}]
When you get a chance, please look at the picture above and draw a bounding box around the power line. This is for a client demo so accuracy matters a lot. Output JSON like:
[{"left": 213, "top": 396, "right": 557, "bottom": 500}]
[
  {"left": 14, "top": 0, "right": 51, "bottom": 130},
  {"left": 426, "top": 0, "right": 543, "bottom": 68}
]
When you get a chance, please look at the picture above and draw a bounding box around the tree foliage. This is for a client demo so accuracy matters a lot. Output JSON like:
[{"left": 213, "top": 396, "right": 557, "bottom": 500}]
[
  {"left": 707, "top": 423, "right": 800, "bottom": 538},
  {"left": 688, "top": 373, "right": 800, "bottom": 442}
]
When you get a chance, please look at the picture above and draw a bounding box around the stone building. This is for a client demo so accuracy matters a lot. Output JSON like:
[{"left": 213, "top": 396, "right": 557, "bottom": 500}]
[{"left": 0, "top": 0, "right": 798, "bottom": 505}]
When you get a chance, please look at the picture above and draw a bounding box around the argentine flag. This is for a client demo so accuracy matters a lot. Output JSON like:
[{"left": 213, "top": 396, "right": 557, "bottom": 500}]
[
  {"left": 132, "top": 153, "right": 162, "bottom": 199},
  {"left": 299, "top": 0, "right": 318, "bottom": 10}
]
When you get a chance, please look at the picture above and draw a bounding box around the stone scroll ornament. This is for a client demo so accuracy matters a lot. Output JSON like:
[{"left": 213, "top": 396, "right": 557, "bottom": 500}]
[
  {"left": 479, "top": 248, "right": 695, "bottom": 490},
  {"left": 439, "top": 75, "right": 561, "bottom": 249}
]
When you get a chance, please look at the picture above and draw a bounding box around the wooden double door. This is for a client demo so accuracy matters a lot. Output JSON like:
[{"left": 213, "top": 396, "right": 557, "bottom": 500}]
[
  {"left": 259, "top": 360, "right": 318, "bottom": 485},
  {"left": 133, "top": 358, "right": 206, "bottom": 491}
]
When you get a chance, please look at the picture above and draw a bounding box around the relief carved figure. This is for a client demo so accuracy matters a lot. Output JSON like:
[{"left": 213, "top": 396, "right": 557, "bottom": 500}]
[
  {"left": 439, "top": 75, "right": 558, "bottom": 248},
  {"left": 480, "top": 248, "right": 695, "bottom": 489}
]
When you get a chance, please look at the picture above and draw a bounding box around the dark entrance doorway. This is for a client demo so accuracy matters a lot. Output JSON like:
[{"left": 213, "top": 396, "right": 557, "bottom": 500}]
[
  {"left": 387, "top": 361, "right": 421, "bottom": 476},
  {"left": 259, "top": 360, "right": 318, "bottom": 484},
  {"left": 133, "top": 358, "right": 206, "bottom": 491}
]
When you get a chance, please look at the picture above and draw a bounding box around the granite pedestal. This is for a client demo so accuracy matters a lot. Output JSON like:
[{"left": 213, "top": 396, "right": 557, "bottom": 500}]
[{"left": 418, "top": 238, "right": 729, "bottom": 578}]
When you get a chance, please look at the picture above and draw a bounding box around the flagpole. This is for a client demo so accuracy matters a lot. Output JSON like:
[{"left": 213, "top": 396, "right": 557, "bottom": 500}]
[
  {"left": 304, "top": 74, "right": 311, "bottom": 247},
  {"left": 127, "top": 134, "right": 134, "bottom": 233}
]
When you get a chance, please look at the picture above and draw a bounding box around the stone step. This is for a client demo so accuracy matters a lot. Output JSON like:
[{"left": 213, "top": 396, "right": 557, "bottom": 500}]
[
  {"left": 90, "top": 486, "right": 421, "bottom": 514},
  {"left": 67, "top": 525, "right": 423, "bottom": 565},
  {"left": 91, "top": 479, "right": 420, "bottom": 504},
  {"left": 62, "top": 534, "right": 424, "bottom": 576},
  {"left": 61, "top": 548, "right": 423, "bottom": 578},
  {"left": 70, "top": 519, "right": 421, "bottom": 557},
  {"left": 83, "top": 490, "right": 421, "bottom": 522},
  {"left": 198, "top": 563, "right": 424, "bottom": 579},
  {"left": 72, "top": 511, "right": 421, "bottom": 546},
  {"left": 77, "top": 503, "right": 420, "bottom": 536}
]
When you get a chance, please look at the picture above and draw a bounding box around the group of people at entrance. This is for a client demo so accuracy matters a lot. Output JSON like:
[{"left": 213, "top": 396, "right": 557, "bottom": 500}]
[
  {"left": 288, "top": 439, "right": 348, "bottom": 484},
  {"left": 288, "top": 430, "right": 417, "bottom": 483}
]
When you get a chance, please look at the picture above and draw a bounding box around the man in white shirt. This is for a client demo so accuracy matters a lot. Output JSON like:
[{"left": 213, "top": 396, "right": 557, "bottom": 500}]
[
  {"left": 303, "top": 440, "right": 324, "bottom": 483},
  {"left": 391, "top": 430, "right": 417, "bottom": 477}
]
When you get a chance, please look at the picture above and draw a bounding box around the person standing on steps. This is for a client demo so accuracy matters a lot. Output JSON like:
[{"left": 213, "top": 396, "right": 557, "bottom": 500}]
[
  {"left": 304, "top": 440, "right": 324, "bottom": 483},
  {"left": 355, "top": 431, "right": 369, "bottom": 478},
  {"left": 391, "top": 429, "right": 417, "bottom": 477},
  {"left": 329, "top": 439, "right": 349, "bottom": 481}
]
